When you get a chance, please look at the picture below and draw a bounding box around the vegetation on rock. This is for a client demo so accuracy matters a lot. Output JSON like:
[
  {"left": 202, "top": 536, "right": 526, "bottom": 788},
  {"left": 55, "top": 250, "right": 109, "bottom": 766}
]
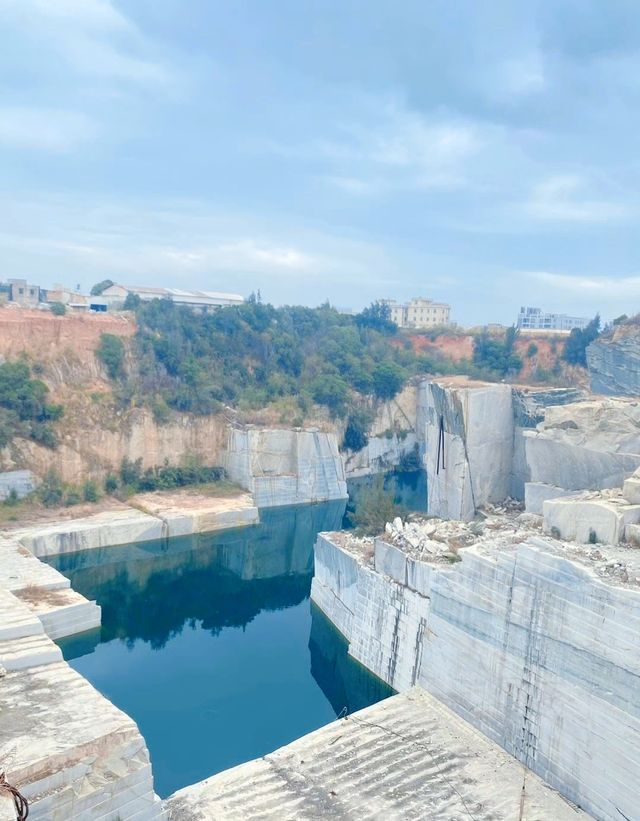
[
  {"left": 563, "top": 315, "right": 601, "bottom": 367},
  {"left": 347, "top": 474, "right": 406, "bottom": 535},
  {"left": 472, "top": 326, "right": 522, "bottom": 377},
  {"left": 96, "top": 333, "right": 125, "bottom": 380},
  {"left": 0, "top": 361, "right": 63, "bottom": 449}
]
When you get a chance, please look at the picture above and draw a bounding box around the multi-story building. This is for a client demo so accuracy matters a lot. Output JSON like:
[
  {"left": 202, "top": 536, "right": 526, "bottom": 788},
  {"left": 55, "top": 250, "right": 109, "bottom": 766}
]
[
  {"left": 101, "top": 284, "right": 244, "bottom": 313},
  {"left": 7, "top": 279, "right": 44, "bottom": 307},
  {"left": 383, "top": 297, "right": 451, "bottom": 329},
  {"left": 516, "top": 306, "right": 590, "bottom": 332}
]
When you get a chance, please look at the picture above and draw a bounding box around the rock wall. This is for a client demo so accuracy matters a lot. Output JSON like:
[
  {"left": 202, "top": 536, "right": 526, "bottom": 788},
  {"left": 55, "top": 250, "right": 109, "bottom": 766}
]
[
  {"left": 311, "top": 533, "right": 640, "bottom": 821},
  {"left": 3, "top": 408, "right": 227, "bottom": 484},
  {"left": 524, "top": 399, "right": 640, "bottom": 491},
  {"left": 224, "top": 427, "right": 347, "bottom": 507},
  {"left": 419, "top": 381, "right": 514, "bottom": 520},
  {"left": 588, "top": 334, "right": 640, "bottom": 396},
  {"left": 343, "top": 385, "right": 420, "bottom": 477}
]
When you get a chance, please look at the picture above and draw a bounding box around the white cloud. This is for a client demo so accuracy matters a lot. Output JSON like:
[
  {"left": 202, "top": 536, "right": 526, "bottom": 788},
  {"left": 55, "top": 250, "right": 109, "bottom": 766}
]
[
  {"left": 0, "top": 107, "right": 96, "bottom": 151},
  {"left": 0, "top": 0, "right": 172, "bottom": 88},
  {"left": 525, "top": 175, "right": 632, "bottom": 222},
  {"left": 527, "top": 270, "right": 640, "bottom": 297}
]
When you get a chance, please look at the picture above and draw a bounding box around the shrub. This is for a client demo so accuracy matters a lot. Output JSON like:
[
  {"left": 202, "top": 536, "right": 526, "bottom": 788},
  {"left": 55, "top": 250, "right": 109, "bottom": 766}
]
[
  {"left": 38, "top": 470, "right": 64, "bottom": 507},
  {"left": 96, "top": 333, "right": 125, "bottom": 380},
  {"left": 90, "top": 279, "right": 114, "bottom": 296},
  {"left": 5, "top": 488, "right": 18, "bottom": 506},
  {"left": 526, "top": 342, "right": 538, "bottom": 358},
  {"left": 104, "top": 474, "right": 118, "bottom": 494},
  {"left": 348, "top": 475, "right": 406, "bottom": 535},
  {"left": 65, "top": 489, "right": 82, "bottom": 506},
  {"left": 0, "top": 361, "right": 62, "bottom": 448},
  {"left": 342, "top": 408, "right": 372, "bottom": 452},
  {"left": 372, "top": 362, "right": 406, "bottom": 400},
  {"left": 50, "top": 302, "right": 66, "bottom": 316},
  {"left": 83, "top": 480, "right": 99, "bottom": 503},
  {"left": 563, "top": 315, "right": 601, "bottom": 367},
  {"left": 309, "top": 374, "right": 349, "bottom": 416}
]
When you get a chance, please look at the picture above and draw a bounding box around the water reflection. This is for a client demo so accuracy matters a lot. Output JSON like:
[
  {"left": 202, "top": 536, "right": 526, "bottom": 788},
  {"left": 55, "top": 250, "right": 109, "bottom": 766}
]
[{"left": 50, "top": 499, "right": 393, "bottom": 797}]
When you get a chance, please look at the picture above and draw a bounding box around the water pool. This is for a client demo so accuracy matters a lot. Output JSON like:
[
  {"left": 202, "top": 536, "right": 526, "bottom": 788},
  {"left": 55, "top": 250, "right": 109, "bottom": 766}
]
[{"left": 49, "top": 501, "right": 393, "bottom": 798}]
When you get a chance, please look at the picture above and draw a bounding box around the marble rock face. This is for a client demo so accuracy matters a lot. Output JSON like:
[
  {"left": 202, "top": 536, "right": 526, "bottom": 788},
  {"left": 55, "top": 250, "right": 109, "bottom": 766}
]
[
  {"left": 524, "top": 398, "right": 640, "bottom": 492},
  {"left": 419, "top": 381, "right": 514, "bottom": 521},
  {"left": 588, "top": 334, "right": 640, "bottom": 396},
  {"left": 524, "top": 481, "right": 573, "bottom": 514},
  {"left": 223, "top": 427, "right": 347, "bottom": 507},
  {"left": 312, "top": 532, "right": 640, "bottom": 821},
  {"left": 543, "top": 492, "right": 640, "bottom": 544}
]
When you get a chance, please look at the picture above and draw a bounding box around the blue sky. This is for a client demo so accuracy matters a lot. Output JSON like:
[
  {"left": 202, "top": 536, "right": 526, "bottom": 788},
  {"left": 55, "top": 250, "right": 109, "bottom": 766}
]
[{"left": 1, "top": 0, "right": 640, "bottom": 324}]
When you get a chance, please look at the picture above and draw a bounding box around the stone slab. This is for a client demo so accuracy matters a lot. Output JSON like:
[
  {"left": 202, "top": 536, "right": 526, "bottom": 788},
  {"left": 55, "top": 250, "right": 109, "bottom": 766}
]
[{"left": 164, "top": 688, "right": 586, "bottom": 821}]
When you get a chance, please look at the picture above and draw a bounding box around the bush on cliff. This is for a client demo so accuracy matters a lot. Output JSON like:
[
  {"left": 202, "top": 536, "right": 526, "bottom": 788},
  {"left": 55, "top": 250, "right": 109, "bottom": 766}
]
[
  {"left": 472, "top": 326, "right": 522, "bottom": 377},
  {"left": 96, "top": 333, "right": 125, "bottom": 380},
  {"left": 0, "top": 361, "right": 63, "bottom": 449},
  {"left": 563, "top": 315, "right": 601, "bottom": 367},
  {"left": 347, "top": 474, "right": 406, "bottom": 535},
  {"left": 127, "top": 298, "right": 421, "bottom": 419}
]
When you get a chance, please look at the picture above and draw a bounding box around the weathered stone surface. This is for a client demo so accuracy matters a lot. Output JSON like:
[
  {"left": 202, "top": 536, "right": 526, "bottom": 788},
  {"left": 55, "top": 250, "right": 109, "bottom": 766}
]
[
  {"left": 0, "top": 662, "right": 163, "bottom": 819},
  {"left": 524, "top": 398, "right": 640, "bottom": 491},
  {"left": 12, "top": 509, "right": 165, "bottom": 557},
  {"left": 312, "top": 531, "right": 640, "bottom": 821},
  {"left": 0, "top": 469, "right": 36, "bottom": 500},
  {"left": 224, "top": 427, "right": 347, "bottom": 507},
  {"left": 420, "top": 380, "right": 514, "bottom": 520},
  {"left": 544, "top": 493, "right": 640, "bottom": 544},
  {"left": 343, "top": 385, "right": 421, "bottom": 477},
  {"left": 587, "top": 334, "right": 640, "bottom": 396},
  {"left": 623, "top": 475, "right": 640, "bottom": 504},
  {"left": 164, "top": 688, "right": 587, "bottom": 820},
  {"left": 525, "top": 481, "right": 573, "bottom": 514}
]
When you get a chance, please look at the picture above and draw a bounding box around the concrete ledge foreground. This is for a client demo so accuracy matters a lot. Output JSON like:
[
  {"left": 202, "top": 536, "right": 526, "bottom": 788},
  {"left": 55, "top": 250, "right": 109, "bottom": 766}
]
[{"left": 164, "top": 688, "right": 588, "bottom": 820}]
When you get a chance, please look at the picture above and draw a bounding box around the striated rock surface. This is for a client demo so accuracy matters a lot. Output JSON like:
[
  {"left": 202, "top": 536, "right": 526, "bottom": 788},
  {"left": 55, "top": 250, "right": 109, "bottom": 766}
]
[
  {"left": 224, "top": 427, "right": 347, "bottom": 507},
  {"left": 343, "top": 385, "right": 420, "bottom": 477},
  {"left": 164, "top": 688, "right": 587, "bottom": 820},
  {"left": 588, "top": 334, "right": 640, "bottom": 396},
  {"left": 312, "top": 521, "right": 640, "bottom": 821},
  {"left": 420, "top": 380, "right": 514, "bottom": 520},
  {"left": 524, "top": 398, "right": 640, "bottom": 491}
]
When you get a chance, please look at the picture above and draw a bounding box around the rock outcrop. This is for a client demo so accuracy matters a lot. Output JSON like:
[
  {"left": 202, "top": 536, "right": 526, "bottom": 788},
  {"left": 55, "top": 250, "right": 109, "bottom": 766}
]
[
  {"left": 224, "top": 427, "right": 347, "bottom": 507},
  {"left": 588, "top": 332, "right": 640, "bottom": 396},
  {"left": 419, "top": 380, "right": 514, "bottom": 520},
  {"left": 312, "top": 521, "right": 640, "bottom": 821},
  {"left": 524, "top": 397, "right": 640, "bottom": 491}
]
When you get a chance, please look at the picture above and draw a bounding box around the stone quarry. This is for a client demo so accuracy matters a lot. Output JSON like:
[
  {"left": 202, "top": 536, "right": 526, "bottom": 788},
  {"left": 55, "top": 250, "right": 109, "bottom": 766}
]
[{"left": 3, "top": 375, "right": 640, "bottom": 819}]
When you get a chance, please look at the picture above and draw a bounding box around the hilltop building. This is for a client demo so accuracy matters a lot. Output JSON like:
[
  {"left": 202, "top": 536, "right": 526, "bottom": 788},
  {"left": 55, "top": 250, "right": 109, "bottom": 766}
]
[
  {"left": 101, "top": 284, "right": 244, "bottom": 313},
  {"left": 517, "top": 306, "right": 590, "bottom": 332},
  {"left": 382, "top": 297, "right": 451, "bottom": 329},
  {"left": 6, "top": 279, "right": 45, "bottom": 307}
]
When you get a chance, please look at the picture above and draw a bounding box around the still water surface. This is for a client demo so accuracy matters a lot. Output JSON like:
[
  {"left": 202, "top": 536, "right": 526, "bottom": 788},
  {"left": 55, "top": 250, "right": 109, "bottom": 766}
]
[{"left": 50, "top": 500, "right": 394, "bottom": 798}]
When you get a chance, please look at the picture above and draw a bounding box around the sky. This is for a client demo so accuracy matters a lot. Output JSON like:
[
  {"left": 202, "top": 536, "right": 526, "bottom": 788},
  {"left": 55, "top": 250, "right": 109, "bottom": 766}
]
[{"left": 1, "top": 0, "right": 640, "bottom": 325}]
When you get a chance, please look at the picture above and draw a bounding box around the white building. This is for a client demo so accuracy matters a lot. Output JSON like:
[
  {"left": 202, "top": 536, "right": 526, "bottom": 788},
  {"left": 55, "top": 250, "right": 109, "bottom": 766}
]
[
  {"left": 101, "top": 284, "right": 244, "bottom": 313},
  {"left": 383, "top": 297, "right": 451, "bottom": 329},
  {"left": 517, "top": 306, "right": 590, "bottom": 332}
]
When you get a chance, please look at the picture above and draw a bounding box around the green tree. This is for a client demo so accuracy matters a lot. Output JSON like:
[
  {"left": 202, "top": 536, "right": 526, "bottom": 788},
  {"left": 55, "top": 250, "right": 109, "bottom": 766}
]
[
  {"left": 96, "top": 333, "right": 125, "bottom": 379},
  {"left": 90, "top": 279, "right": 115, "bottom": 296},
  {"left": 50, "top": 302, "right": 66, "bottom": 316},
  {"left": 348, "top": 475, "right": 405, "bottom": 535},
  {"left": 563, "top": 315, "right": 601, "bottom": 367},
  {"left": 372, "top": 362, "right": 405, "bottom": 399},
  {"left": 356, "top": 301, "right": 397, "bottom": 333}
]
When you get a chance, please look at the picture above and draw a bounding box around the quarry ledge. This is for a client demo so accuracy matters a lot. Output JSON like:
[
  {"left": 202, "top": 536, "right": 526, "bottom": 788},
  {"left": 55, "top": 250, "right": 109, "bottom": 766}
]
[
  {"left": 164, "top": 687, "right": 586, "bottom": 820},
  {"left": 311, "top": 513, "right": 640, "bottom": 821},
  {"left": 4, "top": 489, "right": 260, "bottom": 557}
]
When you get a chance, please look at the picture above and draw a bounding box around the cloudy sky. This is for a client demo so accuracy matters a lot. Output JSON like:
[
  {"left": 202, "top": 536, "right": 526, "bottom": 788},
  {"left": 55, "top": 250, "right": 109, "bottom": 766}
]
[{"left": 1, "top": 0, "right": 640, "bottom": 324}]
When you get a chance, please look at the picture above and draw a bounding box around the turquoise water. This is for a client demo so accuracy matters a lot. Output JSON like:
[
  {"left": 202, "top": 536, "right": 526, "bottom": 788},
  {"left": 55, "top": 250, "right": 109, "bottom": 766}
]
[{"left": 50, "top": 501, "right": 393, "bottom": 798}]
